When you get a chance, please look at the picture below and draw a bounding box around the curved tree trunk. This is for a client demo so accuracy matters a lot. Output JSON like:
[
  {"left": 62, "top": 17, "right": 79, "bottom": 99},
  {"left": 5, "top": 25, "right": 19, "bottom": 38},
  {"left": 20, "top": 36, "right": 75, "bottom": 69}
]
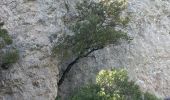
[{"left": 58, "top": 47, "right": 103, "bottom": 86}]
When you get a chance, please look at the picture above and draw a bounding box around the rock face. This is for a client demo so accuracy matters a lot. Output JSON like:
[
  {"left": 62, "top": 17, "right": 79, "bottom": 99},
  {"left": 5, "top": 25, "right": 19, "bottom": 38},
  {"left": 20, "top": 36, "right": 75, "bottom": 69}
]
[
  {"left": 0, "top": 0, "right": 170, "bottom": 100},
  {"left": 0, "top": 0, "right": 65, "bottom": 100}
]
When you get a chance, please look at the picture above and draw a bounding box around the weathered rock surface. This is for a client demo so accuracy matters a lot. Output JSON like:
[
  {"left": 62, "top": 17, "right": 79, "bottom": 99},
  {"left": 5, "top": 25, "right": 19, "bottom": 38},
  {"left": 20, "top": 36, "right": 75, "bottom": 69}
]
[
  {"left": 0, "top": 0, "right": 64, "bottom": 100},
  {"left": 0, "top": 0, "right": 170, "bottom": 100}
]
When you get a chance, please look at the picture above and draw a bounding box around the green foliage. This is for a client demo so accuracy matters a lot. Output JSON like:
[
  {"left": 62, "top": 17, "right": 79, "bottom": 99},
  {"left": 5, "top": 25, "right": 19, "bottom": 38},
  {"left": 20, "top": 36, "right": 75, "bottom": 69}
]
[
  {"left": 70, "top": 69, "right": 160, "bottom": 100},
  {"left": 96, "top": 69, "right": 142, "bottom": 100},
  {"left": 0, "top": 21, "right": 19, "bottom": 69},
  {"left": 53, "top": 0, "right": 130, "bottom": 59},
  {"left": 55, "top": 96, "right": 62, "bottom": 100},
  {"left": 2, "top": 49, "right": 19, "bottom": 68},
  {"left": 144, "top": 92, "right": 160, "bottom": 100},
  {"left": 0, "top": 22, "right": 13, "bottom": 45},
  {"left": 71, "top": 84, "right": 101, "bottom": 100}
]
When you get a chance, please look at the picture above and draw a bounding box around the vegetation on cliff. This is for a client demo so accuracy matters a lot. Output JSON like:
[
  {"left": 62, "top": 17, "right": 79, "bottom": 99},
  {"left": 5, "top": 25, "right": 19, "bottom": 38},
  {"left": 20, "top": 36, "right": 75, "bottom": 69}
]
[
  {"left": 0, "top": 21, "right": 19, "bottom": 69},
  {"left": 52, "top": 0, "right": 159, "bottom": 99},
  {"left": 70, "top": 69, "right": 160, "bottom": 100},
  {"left": 53, "top": 0, "right": 130, "bottom": 86}
]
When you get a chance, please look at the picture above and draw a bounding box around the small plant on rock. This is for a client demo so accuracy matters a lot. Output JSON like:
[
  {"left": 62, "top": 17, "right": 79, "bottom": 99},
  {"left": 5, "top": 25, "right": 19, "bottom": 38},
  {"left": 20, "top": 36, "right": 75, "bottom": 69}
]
[
  {"left": 1, "top": 49, "right": 19, "bottom": 69},
  {"left": 0, "top": 21, "right": 19, "bottom": 69}
]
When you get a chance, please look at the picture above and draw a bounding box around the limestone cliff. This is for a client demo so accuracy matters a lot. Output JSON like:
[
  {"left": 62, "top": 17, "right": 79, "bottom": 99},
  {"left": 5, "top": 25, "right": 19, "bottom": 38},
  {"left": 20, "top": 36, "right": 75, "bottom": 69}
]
[
  {"left": 0, "top": 0, "right": 62, "bottom": 99},
  {"left": 0, "top": 0, "right": 170, "bottom": 100}
]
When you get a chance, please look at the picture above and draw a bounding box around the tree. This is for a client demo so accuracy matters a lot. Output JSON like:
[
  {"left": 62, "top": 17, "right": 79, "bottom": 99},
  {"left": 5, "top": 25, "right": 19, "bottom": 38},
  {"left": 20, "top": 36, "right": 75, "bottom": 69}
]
[
  {"left": 70, "top": 69, "right": 160, "bottom": 100},
  {"left": 53, "top": 0, "right": 130, "bottom": 86}
]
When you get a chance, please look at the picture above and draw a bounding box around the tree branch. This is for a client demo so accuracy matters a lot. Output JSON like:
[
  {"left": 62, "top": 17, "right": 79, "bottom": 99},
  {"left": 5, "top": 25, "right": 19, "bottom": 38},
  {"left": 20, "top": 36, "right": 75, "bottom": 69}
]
[{"left": 58, "top": 47, "right": 103, "bottom": 86}]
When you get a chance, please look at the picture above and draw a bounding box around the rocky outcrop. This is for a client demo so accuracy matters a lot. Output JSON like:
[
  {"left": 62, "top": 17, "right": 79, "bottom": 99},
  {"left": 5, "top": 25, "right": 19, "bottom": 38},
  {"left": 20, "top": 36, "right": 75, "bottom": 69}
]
[
  {"left": 0, "top": 0, "right": 170, "bottom": 100},
  {"left": 0, "top": 0, "right": 63, "bottom": 99}
]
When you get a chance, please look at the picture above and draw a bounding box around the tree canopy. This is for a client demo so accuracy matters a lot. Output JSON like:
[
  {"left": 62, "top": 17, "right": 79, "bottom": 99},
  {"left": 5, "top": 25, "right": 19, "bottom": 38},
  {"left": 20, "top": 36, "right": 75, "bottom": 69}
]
[{"left": 53, "top": 0, "right": 130, "bottom": 60}]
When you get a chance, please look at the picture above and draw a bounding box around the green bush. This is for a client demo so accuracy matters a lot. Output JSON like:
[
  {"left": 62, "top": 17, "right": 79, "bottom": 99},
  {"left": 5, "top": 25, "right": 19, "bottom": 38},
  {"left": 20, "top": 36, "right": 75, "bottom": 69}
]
[
  {"left": 71, "top": 84, "right": 101, "bottom": 100},
  {"left": 0, "top": 39, "right": 5, "bottom": 49},
  {"left": 0, "top": 21, "right": 19, "bottom": 69},
  {"left": 1, "top": 49, "right": 19, "bottom": 69},
  {"left": 0, "top": 22, "right": 12, "bottom": 45},
  {"left": 53, "top": 0, "right": 130, "bottom": 59},
  {"left": 70, "top": 69, "right": 160, "bottom": 100},
  {"left": 144, "top": 92, "right": 160, "bottom": 100}
]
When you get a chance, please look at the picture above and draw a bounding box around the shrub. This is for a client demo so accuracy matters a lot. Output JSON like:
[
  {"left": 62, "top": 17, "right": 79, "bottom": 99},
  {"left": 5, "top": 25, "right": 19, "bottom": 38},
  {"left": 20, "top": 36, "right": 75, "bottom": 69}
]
[
  {"left": 144, "top": 92, "right": 160, "bottom": 100},
  {"left": 0, "top": 38, "right": 5, "bottom": 49},
  {"left": 0, "top": 21, "right": 19, "bottom": 69},
  {"left": 70, "top": 69, "right": 160, "bottom": 100},
  {"left": 0, "top": 22, "right": 12, "bottom": 45},
  {"left": 1, "top": 49, "right": 19, "bottom": 69},
  {"left": 71, "top": 84, "right": 101, "bottom": 100}
]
